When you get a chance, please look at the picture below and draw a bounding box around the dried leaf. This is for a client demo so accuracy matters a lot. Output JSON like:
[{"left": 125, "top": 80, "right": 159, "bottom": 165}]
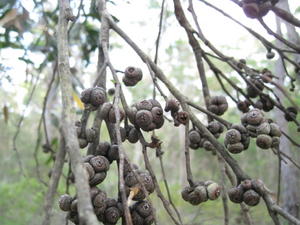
[{"left": 73, "top": 92, "right": 84, "bottom": 109}]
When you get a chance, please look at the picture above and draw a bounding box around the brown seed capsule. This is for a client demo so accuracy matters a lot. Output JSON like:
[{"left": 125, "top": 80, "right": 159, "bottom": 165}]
[
  {"left": 123, "top": 76, "right": 139, "bottom": 86},
  {"left": 260, "top": 95, "right": 274, "bottom": 112},
  {"left": 256, "top": 122, "right": 271, "bottom": 135},
  {"left": 105, "top": 206, "right": 121, "bottom": 224},
  {"left": 243, "top": 190, "right": 260, "bottom": 206},
  {"left": 206, "top": 183, "right": 221, "bottom": 200},
  {"left": 247, "top": 78, "right": 264, "bottom": 98},
  {"left": 271, "top": 136, "right": 280, "bottom": 148},
  {"left": 256, "top": 134, "right": 272, "bottom": 149},
  {"left": 127, "top": 107, "right": 137, "bottom": 124},
  {"left": 175, "top": 111, "right": 189, "bottom": 125},
  {"left": 140, "top": 172, "right": 155, "bottom": 193},
  {"left": 131, "top": 210, "right": 144, "bottom": 225},
  {"left": 241, "top": 179, "right": 252, "bottom": 191},
  {"left": 285, "top": 106, "right": 297, "bottom": 122},
  {"left": 237, "top": 100, "right": 250, "bottom": 113},
  {"left": 90, "top": 156, "right": 110, "bottom": 172},
  {"left": 86, "top": 128, "right": 96, "bottom": 143},
  {"left": 189, "top": 130, "right": 201, "bottom": 144},
  {"left": 107, "top": 144, "right": 119, "bottom": 162},
  {"left": 246, "top": 109, "right": 264, "bottom": 125},
  {"left": 127, "top": 127, "right": 139, "bottom": 143},
  {"left": 266, "top": 51, "right": 275, "bottom": 60},
  {"left": 208, "top": 96, "right": 228, "bottom": 115},
  {"left": 125, "top": 66, "right": 143, "bottom": 80},
  {"left": 125, "top": 171, "right": 138, "bottom": 187},
  {"left": 136, "top": 100, "right": 153, "bottom": 111},
  {"left": 188, "top": 190, "right": 203, "bottom": 205},
  {"left": 100, "top": 102, "right": 113, "bottom": 120},
  {"left": 80, "top": 88, "right": 93, "bottom": 104},
  {"left": 194, "top": 185, "right": 208, "bottom": 203},
  {"left": 227, "top": 143, "right": 244, "bottom": 154},
  {"left": 181, "top": 186, "right": 193, "bottom": 202},
  {"left": 89, "top": 172, "right": 107, "bottom": 186},
  {"left": 59, "top": 194, "right": 73, "bottom": 211},
  {"left": 93, "top": 190, "right": 107, "bottom": 208},
  {"left": 207, "top": 121, "right": 223, "bottom": 134},
  {"left": 189, "top": 142, "right": 200, "bottom": 150},
  {"left": 106, "top": 198, "right": 118, "bottom": 207},
  {"left": 135, "top": 200, "right": 153, "bottom": 218},
  {"left": 135, "top": 110, "right": 153, "bottom": 130},
  {"left": 228, "top": 187, "right": 244, "bottom": 203},
  {"left": 108, "top": 88, "right": 115, "bottom": 96},
  {"left": 242, "top": 2, "right": 260, "bottom": 19},
  {"left": 269, "top": 123, "right": 281, "bottom": 137},
  {"left": 90, "top": 87, "right": 106, "bottom": 107},
  {"left": 225, "top": 129, "right": 242, "bottom": 145},
  {"left": 144, "top": 214, "right": 154, "bottom": 225},
  {"left": 165, "top": 98, "right": 180, "bottom": 113},
  {"left": 151, "top": 107, "right": 164, "bottom": 128},
  {"left": 95, "top": 141, "right": 111, "bottom": 156}
]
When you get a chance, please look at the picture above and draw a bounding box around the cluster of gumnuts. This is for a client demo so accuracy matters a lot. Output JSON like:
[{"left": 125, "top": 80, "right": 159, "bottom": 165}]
[
  {"left": 207, "top": 96, "right": 228, "bottom": 116},
  {"left": 237, "top": 70, "right": 298, "bottom": 123},
  {"left": 224, "top": 124, "right": 250, "bottom": 154},
  {"left": 241, "top": 0, "right": 278, "bottom": 19},
  {"left": 122, "top": 66, "right": 143, "bottom": 87},
  {"left": 60, "top": 142, "right": 155, "bottom": 225},
  {"left": 59, "top": 187, "right": 124, "bottom": 225},
  {"left": 188, "top": 121, "right": 224, "bottom": 152},
  {"left": 228, "top": 179, "right": 265, "bottom": 206},
  {"left": 241, "top": 108, "right": 281, "bottom": 149},
  {"left": 181, "top": 181, "right": 221, "bottom": 205},
  {"left": 246, "top": 77, "right": 274, "bottom": 112},
  {"left": 123, "top": 161, "right": 155, "bottom": 201},
  {"left": 127, "top": 99, "right": 164, "bottom": 132},
  {"left": 75, "top": 121, "right": 97, "bottom": 148},
  {"left": 80, "top": 86, "right": 106, "bottom": 110},
  {"left": 164, "top": 98, "right": 189, "bottom": 126}
]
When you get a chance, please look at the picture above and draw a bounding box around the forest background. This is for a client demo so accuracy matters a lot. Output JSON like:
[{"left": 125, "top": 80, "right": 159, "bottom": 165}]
[{"left": 0, "top": 0, "right": 300, "bottom": 225}]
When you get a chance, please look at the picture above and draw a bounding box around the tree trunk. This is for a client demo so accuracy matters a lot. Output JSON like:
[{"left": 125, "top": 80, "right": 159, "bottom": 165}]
[{"left": 274, "top": 1, "right": 300, "bottom": 221}]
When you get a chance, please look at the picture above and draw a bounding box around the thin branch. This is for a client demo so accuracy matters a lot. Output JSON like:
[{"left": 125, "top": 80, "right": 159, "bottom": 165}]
[
  {"left": 154, "top": 0, "right": 166, "bottom": 64},
  {"left": 142, "top": 145, "right": 182, "bottom": 225},
  {"left": 57, "top": 1, "right": 99, "bottom": 224},
  {"left": 184, "top": 122, "right": 195, "bottom": 187},
  {"left": 13, "top": 69, "right": 41, "bottom": 176},
  {"left": 42, "top": 135, "right": 66, "bottom": 225}
]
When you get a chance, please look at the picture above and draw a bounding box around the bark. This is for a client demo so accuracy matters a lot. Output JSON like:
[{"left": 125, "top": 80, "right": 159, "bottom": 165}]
[
  {"left": 57, "top": 0, "right": 100, "bottom": 224},
  {"left": 274, "top": 0, "right": 300, "bottom": 221}
]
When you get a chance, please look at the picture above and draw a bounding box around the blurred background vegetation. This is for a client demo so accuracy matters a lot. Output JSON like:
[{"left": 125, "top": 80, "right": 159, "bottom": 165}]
[{"left": 0, "top": 0, "right": 299, "bottom": 225}]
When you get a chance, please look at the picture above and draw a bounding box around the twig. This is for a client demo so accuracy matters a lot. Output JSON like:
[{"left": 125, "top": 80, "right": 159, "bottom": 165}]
[
  {"left": 34, "top": 61, "right": 57, "bottom": 186},
  {"left": 217, "top": 155, "right": 229, "bottom": 225},
  {"left": 13, "top": 69, "right": 41, "bottom": 176},
  {"left": 42, "top": 135, "right": 66, "bottom": 225},
  {"left": 142, "top": 145, "right": 182, "bottom": 225},
  {"left": 157, "top": 152, "right": 183, "bottom": 224},
  {"left": 154, "top": 0, "right": 166, "bottom": 64},
  {"left": 57, "top": 1, "right": 99, "bottom": 224},
  {"left": 184, "top": 122, "right": 194, "bottom": 187}
]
